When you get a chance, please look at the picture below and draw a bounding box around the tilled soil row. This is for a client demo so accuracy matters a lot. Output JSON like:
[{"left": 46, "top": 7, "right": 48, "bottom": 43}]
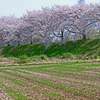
[
  {"left": 1, "top": 70, "right": 100, "bottom": 100},
  {"left": 0, "top": 78, "right": 51, "bottom": 100},
  {"left": 0, "top": 62, "right": 100, "bottom": 100},
  {"left": 5, "top": 70, "right": 100, "bottom": 92},
  {"left": 0, "top": 72, "right": 91, "bottom": 100},
  {"left": 19, "top": 69, "right": 100, "bottom": 87},
  {"left": 0, "top": 88, "right": 14, "bottom": 100}
]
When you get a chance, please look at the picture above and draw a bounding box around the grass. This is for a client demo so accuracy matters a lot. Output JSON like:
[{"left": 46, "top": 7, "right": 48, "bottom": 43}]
[
  {"left": 1, "top": 39, "right": 100, "bottom": 63},
  {"left": 0, "top": 62, "right": 100, "bottom": 99}
]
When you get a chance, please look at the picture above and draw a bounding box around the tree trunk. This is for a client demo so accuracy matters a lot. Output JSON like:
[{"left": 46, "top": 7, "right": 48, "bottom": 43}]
[
  {"left": 82, "top": 34, "right": 86, "bottom": 39},
  {"left": 61, "top": 30, "right": 64, "bottom": 41},
  {"left": 18, "top": 41, "right": 20, "bottom": 45},
  {"left": 8, "top": 43, "right": 10, "bottom": 46},
  {"left": 30, "top": 39, "right": 32, "bottom": 44}
]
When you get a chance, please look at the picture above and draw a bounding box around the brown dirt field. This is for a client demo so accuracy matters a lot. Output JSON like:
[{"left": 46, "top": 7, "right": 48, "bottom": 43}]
[
  {"left": 0, "top": 88, "right": 14, "bottom": 100},
  {"left": 0, "top": 72, "right": 88, "bottom": 100},
  {"left": 0, "top": 70, "right": 99, "bottom": 100},
  {"left": 0, "top": 62, "right": 100, "bottom": 100}
]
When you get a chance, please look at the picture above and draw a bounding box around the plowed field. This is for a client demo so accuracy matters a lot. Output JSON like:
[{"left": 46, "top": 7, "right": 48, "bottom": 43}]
[{"left": 0, "top": 62, "right": 100, "bottom": 100}]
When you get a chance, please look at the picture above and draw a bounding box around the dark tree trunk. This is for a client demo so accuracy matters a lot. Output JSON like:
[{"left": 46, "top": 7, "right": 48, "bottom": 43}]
[
  {"left": 82, "top": 34, "right": 86, "bottom": 39},
  {"left": 8, "top": 43, "right": 10, "bottom": 46},
  {"left": 18, "top": 41, "right": 20, "bottom": 45},
  {"left": 30, "top": 39, "right": 32, "bottom": 44},
  {"left": 61, "top": 30, "right": 64, "bottom": 41}
]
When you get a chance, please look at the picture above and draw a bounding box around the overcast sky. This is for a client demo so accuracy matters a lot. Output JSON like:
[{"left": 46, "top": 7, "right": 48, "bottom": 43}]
[{"left": 0, "top": 0, "right": 100, "bottom": 17}]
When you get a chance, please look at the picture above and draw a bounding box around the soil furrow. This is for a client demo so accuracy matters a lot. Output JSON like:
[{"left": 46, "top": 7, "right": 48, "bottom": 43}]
[{"left": 1, "top": 70, "right": 100, "bottom": 99}]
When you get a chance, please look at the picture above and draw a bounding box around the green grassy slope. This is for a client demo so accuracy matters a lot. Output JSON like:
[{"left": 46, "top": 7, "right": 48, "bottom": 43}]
[{"left": 1, "top": 39, "right": 100, "bottom": 60}]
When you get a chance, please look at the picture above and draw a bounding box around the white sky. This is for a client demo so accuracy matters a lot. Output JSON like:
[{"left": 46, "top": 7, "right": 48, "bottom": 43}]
[{"left": 0, "top": 0, "right": 100, "bottom": 17}]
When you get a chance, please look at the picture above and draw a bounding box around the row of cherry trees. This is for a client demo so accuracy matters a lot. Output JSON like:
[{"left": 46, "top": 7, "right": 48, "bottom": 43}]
[{"left": 0, "top": 3, "right": 100, "bottom": 47}]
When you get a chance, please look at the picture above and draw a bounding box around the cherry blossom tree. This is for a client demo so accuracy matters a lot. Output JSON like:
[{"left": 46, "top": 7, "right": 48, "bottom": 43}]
[
  {"left": 22, "top": 8, "right": 54, "bottom": 44},
  {"left": 53, "top": 4, "right": 99, "bottom": 40},
  {"left": 0, "top": 16, "right": 16, "bottom": 46},
  {"left": 0, "top": 3, "right": 100, "bottom": 47},
  {"left": 0, "top": 16, "right": 28, "bottom": 46},
  {"left": 22, "top": 4, "right": 100, "bottom": 44}
]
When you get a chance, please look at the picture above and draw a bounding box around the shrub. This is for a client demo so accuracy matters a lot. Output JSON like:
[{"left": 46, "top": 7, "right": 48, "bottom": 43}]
[
  {"left": 76, "top": 55, "right": 83, "bottom": 60},
  {"left": 90, "top": 54, "right": 99, "bottom": 59},
  {"left": 33, "top": 55, "right": 48, "bottom": 60},
  {"left": 82, "top": 56, "right": 89, "bottom": 60},
  {"left": 62, "top": 53, "right": 74, "bottom": 60},
  {"left": 56, "top": 54, "right": 62, "bottom": 59},
  {"left": 38, "top": 55, "right": 48, "bottom": 60},
  {"left": 19, "top": 55, "right": 28, "bottom": 60},
  {"left": 18, "top": 55, "right": 28, "bottom": 63},
  {"left": 0, "top": 56, "right": 4, "bottom": 62}
]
